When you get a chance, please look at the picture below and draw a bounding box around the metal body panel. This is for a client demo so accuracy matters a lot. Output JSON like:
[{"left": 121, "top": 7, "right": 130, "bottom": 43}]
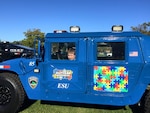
[{"left": 1, "top": 31, "right": 150, "bottom": 106}]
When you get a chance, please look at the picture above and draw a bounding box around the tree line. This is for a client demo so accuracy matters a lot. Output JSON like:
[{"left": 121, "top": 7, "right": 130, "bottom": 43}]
[
  {"left": 131, "top": 22, "right": 150, "bottom": 35},
  {"left": 11, "top": 22, "right": 150, "bottom": 47},
  {"left": 13, "top": 29, "right": 45, "bottom": 48}
]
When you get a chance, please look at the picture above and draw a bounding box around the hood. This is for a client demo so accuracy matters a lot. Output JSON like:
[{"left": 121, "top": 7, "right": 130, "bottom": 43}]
[{"left": 0, "top": 58, "right": 37, "bottom": 75}]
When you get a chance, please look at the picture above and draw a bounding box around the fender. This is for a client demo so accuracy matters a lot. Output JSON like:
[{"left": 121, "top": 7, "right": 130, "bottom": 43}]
[{"left": 0, "top": 58, "right": 37, "bottom": 75}]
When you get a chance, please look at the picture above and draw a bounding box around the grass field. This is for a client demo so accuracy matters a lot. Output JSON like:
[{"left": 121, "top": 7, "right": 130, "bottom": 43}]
[{"left": 19, "top": 100, "right": 141, "bottom": 113}]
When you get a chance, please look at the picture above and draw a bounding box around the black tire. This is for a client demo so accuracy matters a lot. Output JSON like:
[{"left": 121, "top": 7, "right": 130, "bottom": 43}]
[
  {"left": 0, "top": 72, "right": 25, "bottom": 113},
  {"left": 144, "top": 90, "right": 150, "bottom": 113}
]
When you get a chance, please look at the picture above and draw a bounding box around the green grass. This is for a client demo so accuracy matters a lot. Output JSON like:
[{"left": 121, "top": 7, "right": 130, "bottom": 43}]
[{"left": 18, "top": 101, "right": 138, "bottom": 113}]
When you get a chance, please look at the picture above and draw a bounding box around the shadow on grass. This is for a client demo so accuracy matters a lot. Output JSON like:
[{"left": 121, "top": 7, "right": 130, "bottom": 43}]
[
  {"left": 129, "top": 105, "right": 143, "bottom": 113},
  {"left": 41, "top": 101, "right": 130, "bottom": 111},
  {"left": 41, "top": 101, "right": 144, "bottom": 113},
  {"left": 18, "top": 99, "right": 143, "bottom": 113},
  {"left": 19, "top": 98, "right": 36, "bottom": 112}
]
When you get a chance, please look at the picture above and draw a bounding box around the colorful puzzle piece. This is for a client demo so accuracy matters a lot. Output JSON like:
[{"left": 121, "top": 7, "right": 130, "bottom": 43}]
[{"left": 93, "top": 66, "right": 128, "bottom": 92}]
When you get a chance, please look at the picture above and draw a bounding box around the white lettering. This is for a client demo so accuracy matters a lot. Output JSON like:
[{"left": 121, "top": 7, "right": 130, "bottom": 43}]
[
  {"left": 29, "top": 61, "right": 35, "bottom": 66},
  {"left": 57, "top": 83, "right": 69, "bottom": 89}
]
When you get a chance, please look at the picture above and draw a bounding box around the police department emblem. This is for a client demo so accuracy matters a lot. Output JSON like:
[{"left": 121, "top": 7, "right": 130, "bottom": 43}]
[{"left": 28, "top": 76, "right": 38, "bottom": 89}]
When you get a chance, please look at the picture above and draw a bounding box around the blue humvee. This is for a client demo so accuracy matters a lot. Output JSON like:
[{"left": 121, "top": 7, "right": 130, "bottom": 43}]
[{"left": 0, "top": 26, "right": 150, "bottom": 113}]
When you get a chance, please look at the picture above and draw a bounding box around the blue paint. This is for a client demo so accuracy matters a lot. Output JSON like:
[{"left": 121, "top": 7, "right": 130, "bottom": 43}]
[{"left": 1, "top": 30, "right": 150, "bottom": 106}]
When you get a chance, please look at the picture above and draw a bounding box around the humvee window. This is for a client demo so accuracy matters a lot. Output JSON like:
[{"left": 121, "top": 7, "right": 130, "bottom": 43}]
[
  {"left": 97, "top": 42, "right": 125, "bottom": 60},
  {"left": 51, "top": 42, "right": 76, "bottom": 60}
]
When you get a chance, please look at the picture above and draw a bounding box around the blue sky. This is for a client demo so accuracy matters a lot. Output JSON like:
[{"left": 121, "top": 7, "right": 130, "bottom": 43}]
[{"left": 0, "top": 0, "right": 150, "bottom": 42}]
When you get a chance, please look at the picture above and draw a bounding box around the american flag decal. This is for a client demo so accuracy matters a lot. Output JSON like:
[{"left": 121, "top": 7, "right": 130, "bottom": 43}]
[{"left": 129, "top": 51, "right": 138, "bottom": 57}]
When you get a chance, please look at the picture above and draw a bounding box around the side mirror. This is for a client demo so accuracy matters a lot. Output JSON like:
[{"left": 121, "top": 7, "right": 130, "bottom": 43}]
[{"left": 34, "top": 37, "right": 45, "bottom": 65}]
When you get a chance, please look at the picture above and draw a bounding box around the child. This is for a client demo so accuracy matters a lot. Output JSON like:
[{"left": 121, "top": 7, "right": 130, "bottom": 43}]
[{"left": 67, "top": 48, "right": 76, "bottom": 60}]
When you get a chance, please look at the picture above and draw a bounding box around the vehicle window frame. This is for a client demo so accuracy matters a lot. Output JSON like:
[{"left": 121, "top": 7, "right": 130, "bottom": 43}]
[
  {"left": 50, "top": 42, "right": 77, "bottom": 61},
  {"left": 96, "top": 42, "right": 126, "bottom": 61}
]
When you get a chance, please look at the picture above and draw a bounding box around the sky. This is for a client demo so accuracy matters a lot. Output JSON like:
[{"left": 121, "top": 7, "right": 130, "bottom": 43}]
[{"left": 0, "top": 0, "right": 150, "bottom": 42}]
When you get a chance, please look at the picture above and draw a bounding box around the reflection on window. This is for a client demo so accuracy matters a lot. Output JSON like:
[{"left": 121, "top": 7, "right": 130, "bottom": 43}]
[
  {"left": 97, "top": 42, "right": 125, "bottom": 60},
  {"left": 51, "top": 42, "right": 76, "bottom": 60}
]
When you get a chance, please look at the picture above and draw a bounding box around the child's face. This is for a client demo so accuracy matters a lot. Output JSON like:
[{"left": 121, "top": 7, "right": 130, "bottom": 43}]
[{"left": 68, "top": 53, "right": 75, "bottom": 60}]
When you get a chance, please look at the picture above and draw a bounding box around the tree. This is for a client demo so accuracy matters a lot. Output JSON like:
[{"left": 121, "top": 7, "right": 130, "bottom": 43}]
[
  {"left": 21, "top": 29, "right": 45, "bottom": 47},
  {"left": 131, "top": 22, "right": 150, "bottom": 36},
  {"left": 13, "top": 41, "right": 22, "bottom": 45}
]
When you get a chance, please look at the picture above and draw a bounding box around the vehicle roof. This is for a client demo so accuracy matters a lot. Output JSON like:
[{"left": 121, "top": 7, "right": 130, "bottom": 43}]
[
  {"left": 45, "top": 31, "right": 145, "bottom": 38},
  {"left": 15, "top": 45, "right": 34, "bottom": 50},
  {"left": 0, "top": 42, "right": 33, "bottom": 50}
]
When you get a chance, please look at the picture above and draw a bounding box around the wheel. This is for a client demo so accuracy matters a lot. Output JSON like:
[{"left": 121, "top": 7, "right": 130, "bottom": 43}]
[
  {"left": 0, "top": 72, "right": 25, "bottom": 113},
  {"left": 144, "top": 90, "right": 150, "bottom": 113}
]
